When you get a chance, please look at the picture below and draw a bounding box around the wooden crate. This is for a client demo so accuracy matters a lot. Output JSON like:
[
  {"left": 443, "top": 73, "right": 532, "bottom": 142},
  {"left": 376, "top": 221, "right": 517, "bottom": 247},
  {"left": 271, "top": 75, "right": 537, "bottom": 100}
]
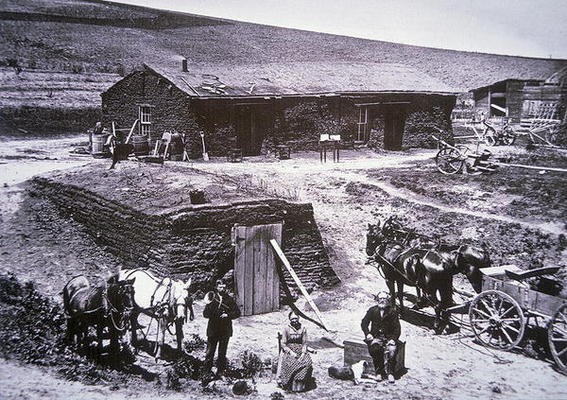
[{"left": 343, "top": 339, "right": 405, "bottom": 375}]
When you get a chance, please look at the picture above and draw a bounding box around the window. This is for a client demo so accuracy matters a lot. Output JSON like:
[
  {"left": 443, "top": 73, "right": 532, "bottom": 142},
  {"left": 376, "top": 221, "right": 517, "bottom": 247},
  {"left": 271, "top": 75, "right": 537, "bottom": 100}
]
[
  {"left": 357, "top": 107, "right": 368, "bottom": 141},
  {"left": 139, "top": 105, "right": 152, "bottom": 137}
]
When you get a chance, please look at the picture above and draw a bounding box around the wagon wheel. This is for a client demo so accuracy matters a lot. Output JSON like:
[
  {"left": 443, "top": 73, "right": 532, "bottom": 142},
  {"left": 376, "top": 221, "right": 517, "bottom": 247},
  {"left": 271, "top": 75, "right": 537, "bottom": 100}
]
[
  {"left": 548, "top": 303, "right": 567, "bottom": 373},
  {"left": 435, "top": 148, "right": 465, "bottom": 174},
  {"left": 469, "top": 290, "right": 525, "bottom": 351},
  {"left": 499, "top": 126, "right": 517, "bottom": 146}
]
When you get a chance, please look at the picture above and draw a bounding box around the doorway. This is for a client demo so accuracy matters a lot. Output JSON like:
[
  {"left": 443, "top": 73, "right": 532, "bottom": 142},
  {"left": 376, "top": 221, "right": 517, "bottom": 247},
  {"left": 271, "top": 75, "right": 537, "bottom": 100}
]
[
  {"left": 383, "top": 110, "right": 405, "bottom": 151},
  {"left": 232, "top": 223, "right": 283, "bottom": 316}
]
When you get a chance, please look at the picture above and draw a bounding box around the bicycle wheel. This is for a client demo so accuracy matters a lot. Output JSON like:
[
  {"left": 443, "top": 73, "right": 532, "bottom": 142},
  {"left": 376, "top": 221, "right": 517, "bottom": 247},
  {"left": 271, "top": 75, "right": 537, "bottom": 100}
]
[
  {"left": 499, "top": 126, "right": 517, "bottom": 146},
  {"left": 435, "top": 148, "right": 464, "bottom": 174}
]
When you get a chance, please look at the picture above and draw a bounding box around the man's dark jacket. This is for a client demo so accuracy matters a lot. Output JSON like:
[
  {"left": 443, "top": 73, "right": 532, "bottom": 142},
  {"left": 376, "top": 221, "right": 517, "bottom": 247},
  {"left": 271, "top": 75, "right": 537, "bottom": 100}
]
[
  {"left": 203, "top": 293, "right": 241, "bottom": 338},
  {"left": 361, "top": 304, "right": 401, "bottom": 341}
]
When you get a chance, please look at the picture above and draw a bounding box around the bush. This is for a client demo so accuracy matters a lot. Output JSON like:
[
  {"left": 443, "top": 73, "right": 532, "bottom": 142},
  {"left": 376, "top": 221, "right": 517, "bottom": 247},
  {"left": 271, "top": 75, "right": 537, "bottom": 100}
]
[
  {"left": 183, "top": 333, "right": 206, "bottom": 353},
  {"left": 165, "top": 354, "right": 203, "bottom": 390},
  {"left": 239, "top": 350, "right": 264, "bottom": 378}
]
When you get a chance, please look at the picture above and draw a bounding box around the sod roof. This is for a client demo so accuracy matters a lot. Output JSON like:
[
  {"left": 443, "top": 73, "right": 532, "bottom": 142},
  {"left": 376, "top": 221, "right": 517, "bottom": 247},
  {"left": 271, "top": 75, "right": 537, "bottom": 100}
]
[{"left": 146, "top": 61, "right": 457, "bottom": 98}]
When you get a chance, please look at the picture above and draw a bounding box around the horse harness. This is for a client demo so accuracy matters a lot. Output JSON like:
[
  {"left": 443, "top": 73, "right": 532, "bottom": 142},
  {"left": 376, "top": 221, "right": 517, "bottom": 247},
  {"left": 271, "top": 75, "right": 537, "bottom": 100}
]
[{"left": 65, "top": 285, "right": 132, "bottom": 332}]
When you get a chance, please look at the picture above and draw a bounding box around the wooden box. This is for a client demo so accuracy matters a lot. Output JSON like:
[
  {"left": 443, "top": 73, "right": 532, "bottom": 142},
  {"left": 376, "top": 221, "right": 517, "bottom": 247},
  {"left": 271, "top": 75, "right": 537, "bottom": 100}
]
[{"left": 343, "top": 339, "right": 405, "bottom": 375}]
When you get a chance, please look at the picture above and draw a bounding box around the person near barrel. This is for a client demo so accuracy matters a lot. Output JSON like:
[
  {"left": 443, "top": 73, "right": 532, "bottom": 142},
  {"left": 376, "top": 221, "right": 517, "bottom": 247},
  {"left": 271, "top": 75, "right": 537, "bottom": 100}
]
[{"left": 361, "top": 291, "right": 400, "bottom": 383}]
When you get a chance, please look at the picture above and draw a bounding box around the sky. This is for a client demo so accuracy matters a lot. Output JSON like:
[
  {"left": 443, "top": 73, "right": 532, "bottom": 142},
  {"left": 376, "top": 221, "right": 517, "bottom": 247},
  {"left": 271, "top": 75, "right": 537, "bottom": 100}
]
[{"left": 113, "top": 0, "right": 567, "bottom": 59}]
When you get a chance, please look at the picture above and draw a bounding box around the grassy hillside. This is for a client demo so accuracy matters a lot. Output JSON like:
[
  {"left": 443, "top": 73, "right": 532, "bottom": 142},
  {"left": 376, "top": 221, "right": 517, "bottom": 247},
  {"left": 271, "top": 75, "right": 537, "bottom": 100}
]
[{"left": 0, "top": 0, "right": 566, "bottom": 133}]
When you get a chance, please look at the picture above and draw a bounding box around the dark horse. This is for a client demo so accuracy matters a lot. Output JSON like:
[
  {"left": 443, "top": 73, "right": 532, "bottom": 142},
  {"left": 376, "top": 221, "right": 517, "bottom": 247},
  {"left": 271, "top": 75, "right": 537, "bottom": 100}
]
[
  {"left": 366, "top": 222, "right": 490, "bottom": 333},
  {"left": 63, "top": 275, "right": 136, "bottom": 360}
]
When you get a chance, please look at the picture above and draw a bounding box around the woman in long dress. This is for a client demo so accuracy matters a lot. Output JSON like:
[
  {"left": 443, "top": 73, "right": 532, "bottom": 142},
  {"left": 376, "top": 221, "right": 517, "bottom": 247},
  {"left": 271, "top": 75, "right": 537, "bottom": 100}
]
[{"left": 276, "top": 311, "right": 313, "bottom": 392}]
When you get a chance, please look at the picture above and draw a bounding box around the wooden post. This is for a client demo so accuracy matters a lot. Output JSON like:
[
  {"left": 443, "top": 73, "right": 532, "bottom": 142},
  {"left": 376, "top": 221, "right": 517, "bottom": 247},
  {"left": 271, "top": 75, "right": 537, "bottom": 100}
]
[{"left": 270, "top": 239, "right": 328, "bottom": 331}]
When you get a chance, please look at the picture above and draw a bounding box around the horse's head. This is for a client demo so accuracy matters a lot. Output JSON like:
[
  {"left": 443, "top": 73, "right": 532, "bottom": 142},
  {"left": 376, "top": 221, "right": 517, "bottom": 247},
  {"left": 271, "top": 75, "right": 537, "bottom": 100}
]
[
  {"left": 456, "top": 245, "right": 491, "bottom": 293},
  {"left": 172, "top": 278, "right": 194, "bottom": 323},
  {"left": 366, "top": 223, "right": 383, "bottom": 256},
  {"left": 109, "top": 278, "right": 136, "bottom": 313}
]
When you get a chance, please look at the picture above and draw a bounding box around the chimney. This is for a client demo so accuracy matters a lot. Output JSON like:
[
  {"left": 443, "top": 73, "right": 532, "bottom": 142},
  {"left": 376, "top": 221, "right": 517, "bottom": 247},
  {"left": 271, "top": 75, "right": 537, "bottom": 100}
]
[{"left": 181, "top": 58, "right": 188, "bottom": 72}]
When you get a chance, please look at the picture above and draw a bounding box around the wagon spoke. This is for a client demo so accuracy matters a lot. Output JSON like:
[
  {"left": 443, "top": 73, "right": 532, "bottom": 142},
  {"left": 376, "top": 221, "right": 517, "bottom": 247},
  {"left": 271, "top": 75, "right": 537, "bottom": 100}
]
[
  {"left": 551, "top": 337, "right": 567, "bottom": 342},
  {"left": 558, "top": 347, "right": 567, "bottom": 357},
  {"left": 472, "top": 308, "right": 492, "bottom": 319},
  {"left": 479, "top": 298, "right": 497, "bottom": 315},
  {"left": 471, "top": 318, "right": 491, "bottom": 324},
  {"left": 552, "top": 326, "right": 567, "bottom": 338},
  {"left": 500, "top": 318, "right": 521, "bottom": 323},
  {"left": 500, "top": 327, "right": 514, "bottom": 345},
  {"left": 500, "top": 305, "right": 517, "bottom": 318},
  {"left": 477, "top": 325, "right": 491, "bottom": 335},
  {"left": 503, "top": 324, "right": 520, "bottom": 334}
]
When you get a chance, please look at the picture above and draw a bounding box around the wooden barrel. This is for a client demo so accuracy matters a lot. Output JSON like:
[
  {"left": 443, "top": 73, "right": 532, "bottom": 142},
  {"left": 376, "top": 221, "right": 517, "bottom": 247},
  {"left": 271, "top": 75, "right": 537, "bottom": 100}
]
[
  {"left": 91, "top": 134, "right": 109, "bottom": 157},
  {"left": 131, "top": 135, "right": 149, "bottom": 156}
]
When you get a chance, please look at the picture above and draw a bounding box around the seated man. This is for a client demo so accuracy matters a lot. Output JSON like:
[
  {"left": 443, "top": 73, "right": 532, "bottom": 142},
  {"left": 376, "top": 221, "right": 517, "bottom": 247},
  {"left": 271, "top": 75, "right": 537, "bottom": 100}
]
[{"left": 361, "top": 291, "right": 401, "bottom": 383}]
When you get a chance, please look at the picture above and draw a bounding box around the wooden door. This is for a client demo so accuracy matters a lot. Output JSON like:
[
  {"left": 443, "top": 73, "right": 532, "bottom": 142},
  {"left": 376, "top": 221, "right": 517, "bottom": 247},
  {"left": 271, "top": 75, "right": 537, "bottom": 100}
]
[
  {"left": 233, "top": 223, "right": 282, "bottom": 316},
  {"left": 383, "top": 111, "right": 405, "bottom": 150}
]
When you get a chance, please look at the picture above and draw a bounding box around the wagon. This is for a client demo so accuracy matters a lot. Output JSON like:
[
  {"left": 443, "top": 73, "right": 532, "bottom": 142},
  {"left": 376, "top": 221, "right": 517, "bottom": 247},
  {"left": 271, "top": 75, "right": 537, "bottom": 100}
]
[{"left": 465, "top": 265, "right": 567, "bottom": 372}]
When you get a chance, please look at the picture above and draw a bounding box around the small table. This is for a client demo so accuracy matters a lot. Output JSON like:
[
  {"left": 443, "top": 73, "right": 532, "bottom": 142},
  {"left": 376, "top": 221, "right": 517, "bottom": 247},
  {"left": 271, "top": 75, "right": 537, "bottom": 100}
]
[{"left": 319, "top": 140, "right": 340, "bottom": 163}]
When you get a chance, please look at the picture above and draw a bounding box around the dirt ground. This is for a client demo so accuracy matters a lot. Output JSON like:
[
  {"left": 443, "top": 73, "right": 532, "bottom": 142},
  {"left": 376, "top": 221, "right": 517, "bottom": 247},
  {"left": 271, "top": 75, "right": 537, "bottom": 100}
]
[{"left": 1, "top": 136, "right": 567, "bottom": 400}]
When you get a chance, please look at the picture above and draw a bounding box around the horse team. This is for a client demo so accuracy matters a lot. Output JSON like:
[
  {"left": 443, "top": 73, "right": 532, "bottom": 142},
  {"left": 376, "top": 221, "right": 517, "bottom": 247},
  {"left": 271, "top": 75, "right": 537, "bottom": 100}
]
[
  {"left": 366, "top": 217, "right": 490, "bottom": 333},
  {"left": 63, "top": 269, "right": 194, "bottom": 362}
]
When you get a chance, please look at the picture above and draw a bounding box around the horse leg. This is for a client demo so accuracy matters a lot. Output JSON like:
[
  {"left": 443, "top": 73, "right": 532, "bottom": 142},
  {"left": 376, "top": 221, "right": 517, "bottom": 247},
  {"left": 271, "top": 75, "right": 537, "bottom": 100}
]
[
  {"left": 96, "top": 319, "right": 105, "bottom": 361},
  {"left": 396, "top": 281, "right": 404, "bottom": 315},
  {"left": 386, "top": 278, "right": 397, "bottom": 310},
  {"left": 154, "top": 318, "right": 165, "bottom": 362},
  {"left": 130, "top": 311, "right": 139, "bottom": 353},
  {"left": 175, "top": 318, "right": 184, "bottom": 355},
  {"left": 413, "top": 287, "right": 427, "bottom": 309},
  {"left": 437, "top": 279, "right": 455, "bottom": 334}
]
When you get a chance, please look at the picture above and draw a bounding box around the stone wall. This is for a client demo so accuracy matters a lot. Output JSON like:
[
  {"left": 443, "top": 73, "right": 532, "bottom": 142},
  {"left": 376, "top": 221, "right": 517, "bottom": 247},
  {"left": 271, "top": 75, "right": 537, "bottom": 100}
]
[
  {"left": 101, "top": 70, "right": 203, "bottom": 158},
  {"left": 29, "top": 177, "right": 339, "bottom": 292}
]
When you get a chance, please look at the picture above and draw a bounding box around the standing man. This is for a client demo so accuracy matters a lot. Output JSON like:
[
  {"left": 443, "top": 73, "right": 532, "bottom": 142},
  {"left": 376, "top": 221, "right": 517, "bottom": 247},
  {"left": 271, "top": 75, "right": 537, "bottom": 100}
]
[
  {"left": 361, "top": 291, "right": 401, "bottom": 383},
  {"left": 203, "top": 280, "right": 241, "bottom": 376}
]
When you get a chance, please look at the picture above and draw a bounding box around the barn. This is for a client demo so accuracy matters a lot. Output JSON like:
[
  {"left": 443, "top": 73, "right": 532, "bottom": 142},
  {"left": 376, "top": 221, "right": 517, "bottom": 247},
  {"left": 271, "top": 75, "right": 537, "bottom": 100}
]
[
  {"left": 101, "top": 59, "right": 458, "bottom": 156},
  {"left": 470, "top": 66, "right": 567, "bottom": 122}
]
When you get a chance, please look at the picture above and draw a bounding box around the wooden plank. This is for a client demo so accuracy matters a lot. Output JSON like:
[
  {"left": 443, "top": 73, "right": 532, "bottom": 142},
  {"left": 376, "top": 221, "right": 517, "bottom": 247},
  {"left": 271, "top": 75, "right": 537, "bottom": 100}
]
[
  {"left": 270, "top": 239, "right": 328, "bottom": 330},
  {"left": 265, "top": 225, "right": 274, "bottom": 312},
  {"left": 244, "top": 226, "right": 254, "bottom": 316},
  {"left": 253, "top": 226, "right": 264, "bottom": 314},
  {"left": 505, "top": 266, "right": 561, "bottom": 281},
  {"left": 233, "top": 225, "right": 246, "bottom": 313},
  {"left": 272, "top": 225, "right": 282, "bottom": 311},
  {"left": 490, "top": 103, "right": 508, "bottom": 113}
]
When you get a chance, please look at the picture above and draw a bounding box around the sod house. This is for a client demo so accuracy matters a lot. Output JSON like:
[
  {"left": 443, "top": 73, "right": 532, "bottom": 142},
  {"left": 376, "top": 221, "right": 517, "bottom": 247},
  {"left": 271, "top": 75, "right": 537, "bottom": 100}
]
[{"left": 101, "top": 59, "right": 458, "bottom": 156}]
